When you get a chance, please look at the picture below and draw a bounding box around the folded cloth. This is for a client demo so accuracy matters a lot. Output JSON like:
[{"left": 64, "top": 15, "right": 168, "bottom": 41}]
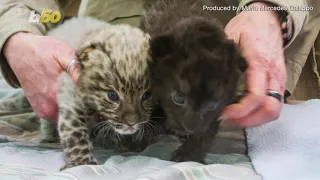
[{"left": 247, "top": 99, "right": 320, "bottom": 180}]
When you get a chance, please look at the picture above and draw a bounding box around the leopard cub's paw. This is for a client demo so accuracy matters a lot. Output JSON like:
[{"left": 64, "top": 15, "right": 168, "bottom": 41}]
[
  {"left": 171, "top": 146, "right": 205, "bottom": 164},
  {"left": 59, "top": 159, "right": 98, "bottom": 171},
  {"left": 116, "top": 141, "right": 147, "bottom": 153}
]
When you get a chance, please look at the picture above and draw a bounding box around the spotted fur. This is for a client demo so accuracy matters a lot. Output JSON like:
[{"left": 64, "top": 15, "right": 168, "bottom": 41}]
[
  {"left": 0, "top": 92, "right": 32, "bottom": 115},
  {"left": 46, "top": 17, "right": 157, "bottom": 170}
]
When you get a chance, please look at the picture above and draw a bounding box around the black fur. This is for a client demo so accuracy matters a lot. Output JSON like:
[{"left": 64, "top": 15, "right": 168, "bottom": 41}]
[{"left": 141, "top": 0, "right": 247, "bottom": 163}]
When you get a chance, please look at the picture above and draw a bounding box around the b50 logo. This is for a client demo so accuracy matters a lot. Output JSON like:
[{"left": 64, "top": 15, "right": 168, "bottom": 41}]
[{"left": 29, "top": 8, "right": 61, "bottom": 24}]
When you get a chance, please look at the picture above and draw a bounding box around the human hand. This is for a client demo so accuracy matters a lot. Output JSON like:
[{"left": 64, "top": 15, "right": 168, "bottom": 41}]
[
  {"left": 222, "top": 2, "right": 287, "bottom": 127},
  {"left": 3, "top": 32, "right": 79, "bottom": 121}
]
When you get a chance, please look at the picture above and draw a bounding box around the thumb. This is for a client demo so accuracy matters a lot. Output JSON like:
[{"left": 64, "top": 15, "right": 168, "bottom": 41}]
[{"left": 224, "top": 22, "right": 241, "bottom": 44}]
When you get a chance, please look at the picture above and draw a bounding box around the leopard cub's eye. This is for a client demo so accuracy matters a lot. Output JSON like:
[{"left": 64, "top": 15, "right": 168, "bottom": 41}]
[
  {"left": 142, "top": 91, "right": 152, "bottom": 100},
  {"left": 172, "top": 91, "right": 185, "bottom": 105},
  {"left": 107, "top": 91, "right": 119, "bottom": 102}
]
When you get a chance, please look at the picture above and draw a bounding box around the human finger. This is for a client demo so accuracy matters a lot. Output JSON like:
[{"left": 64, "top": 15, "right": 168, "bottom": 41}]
[
  {"left": 224, "top": 19, "right": 241, "bottom": 43},
  {"left": 221, "top": 92, "right": 265, "bottom": 120},
  {"left": 232, "top": 97, "right": 282, "bottom": 127},
  {"left": 229, "top": 68, "right": 285, "bottom": 127},
  {"left": 52, "top": 43, "right": 78, "bottom": 81}
]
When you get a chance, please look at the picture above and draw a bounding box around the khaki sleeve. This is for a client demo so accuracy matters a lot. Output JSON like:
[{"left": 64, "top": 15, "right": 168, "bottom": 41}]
[
  {"left": 0, "top": 0, "right": 70, "bottom": 88},
  {"left": 236, "top": 0, "right": 309, "bottom": 49}
]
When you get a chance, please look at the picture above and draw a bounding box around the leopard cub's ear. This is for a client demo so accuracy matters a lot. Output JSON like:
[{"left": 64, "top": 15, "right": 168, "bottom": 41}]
[
  {"left": 150, "top": 34, "right": 175, "bottom": 59},
  {"left": 76, "top": 43, "right": 96, "bottom": 70}
]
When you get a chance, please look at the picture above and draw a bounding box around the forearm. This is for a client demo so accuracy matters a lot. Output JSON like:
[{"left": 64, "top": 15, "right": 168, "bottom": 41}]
[{"left": 0, "top": 0, "right": 68, "bottom": 88}]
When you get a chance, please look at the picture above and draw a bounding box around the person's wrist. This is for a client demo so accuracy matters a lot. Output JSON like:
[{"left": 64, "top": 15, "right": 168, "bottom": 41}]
[
  {"left": 1, "top": 32, "right": 32, "bottom": 88},
  {"left": 247, "top": 2, "right": 293, "bottom": 46},
  {"left": 4, "top": 32, "right": 27, "bottom": 57}
]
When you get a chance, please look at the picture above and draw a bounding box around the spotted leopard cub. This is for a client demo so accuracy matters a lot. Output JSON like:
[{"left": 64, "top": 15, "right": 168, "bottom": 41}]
[{"left": 47, "top": 17, "right": 156, "bottom": 170}]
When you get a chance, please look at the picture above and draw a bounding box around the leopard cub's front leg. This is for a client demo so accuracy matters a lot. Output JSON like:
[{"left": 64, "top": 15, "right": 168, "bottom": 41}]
[
  {"left": 58, "top": 106, "right": 98, "bottom": 171},
  {"left": 171, "top": 122, "right": 219, "bottom": 164},
  {"left": 57, "top": 72, "right": 98, "bottom": 171}
]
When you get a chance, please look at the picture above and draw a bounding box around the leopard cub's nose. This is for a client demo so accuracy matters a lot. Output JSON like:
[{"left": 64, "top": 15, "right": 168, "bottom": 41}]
[{"left": 126, "top": 121, "right": 136, "bottom": 127}]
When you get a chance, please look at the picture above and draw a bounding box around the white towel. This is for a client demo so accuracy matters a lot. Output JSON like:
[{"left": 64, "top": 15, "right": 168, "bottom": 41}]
[{"left": 247, "top": 99, "right": 320, "bottom": 180}]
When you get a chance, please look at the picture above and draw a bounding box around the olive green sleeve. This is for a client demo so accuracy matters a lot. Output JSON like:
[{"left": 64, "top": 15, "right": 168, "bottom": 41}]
[
  {"left": 236, "top": 0, "right": 310, "bottom": 49},
  {"left": 0, "top": 0, "right": 70, "bottom": 88}
]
